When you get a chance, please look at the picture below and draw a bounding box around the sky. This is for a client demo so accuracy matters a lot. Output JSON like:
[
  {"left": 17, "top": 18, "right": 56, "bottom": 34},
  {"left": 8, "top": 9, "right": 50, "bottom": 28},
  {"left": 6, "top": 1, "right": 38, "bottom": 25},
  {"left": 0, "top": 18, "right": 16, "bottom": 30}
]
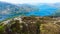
[{"left": 0, "top": 0, "right": 60, "bottom": 4}]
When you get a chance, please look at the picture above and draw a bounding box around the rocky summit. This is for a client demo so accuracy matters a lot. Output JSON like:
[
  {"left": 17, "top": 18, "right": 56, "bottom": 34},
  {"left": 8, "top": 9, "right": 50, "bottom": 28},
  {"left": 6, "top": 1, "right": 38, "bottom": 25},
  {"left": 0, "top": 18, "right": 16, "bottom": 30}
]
[{"left": 0, "top": 16, "right": 60, "bottom": 34}]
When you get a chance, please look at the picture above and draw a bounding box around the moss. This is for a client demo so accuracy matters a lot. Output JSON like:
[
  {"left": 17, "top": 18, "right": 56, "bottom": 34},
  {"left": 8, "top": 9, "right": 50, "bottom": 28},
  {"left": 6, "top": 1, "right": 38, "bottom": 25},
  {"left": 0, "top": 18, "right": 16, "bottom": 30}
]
[{"left": 0, "top": 26, "right": 4, "bottom": 31}]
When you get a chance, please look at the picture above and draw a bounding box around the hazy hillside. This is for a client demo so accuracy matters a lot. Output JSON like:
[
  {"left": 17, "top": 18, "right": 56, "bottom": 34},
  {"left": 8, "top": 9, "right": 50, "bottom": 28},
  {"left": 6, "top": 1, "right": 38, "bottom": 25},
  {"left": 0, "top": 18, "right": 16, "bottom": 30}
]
[
  {"left": 0, "top": 2, "right": 39, "bottom": 21},
  {"left": 0, "top": 2, "right": 60, "bottom": 21}
]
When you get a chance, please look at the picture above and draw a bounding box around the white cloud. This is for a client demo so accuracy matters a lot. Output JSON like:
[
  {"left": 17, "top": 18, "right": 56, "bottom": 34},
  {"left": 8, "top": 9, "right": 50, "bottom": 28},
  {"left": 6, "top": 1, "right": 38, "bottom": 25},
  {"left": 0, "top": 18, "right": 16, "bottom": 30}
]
[{"left": 0, "top": 0, "right": 60, "bottom": 4}]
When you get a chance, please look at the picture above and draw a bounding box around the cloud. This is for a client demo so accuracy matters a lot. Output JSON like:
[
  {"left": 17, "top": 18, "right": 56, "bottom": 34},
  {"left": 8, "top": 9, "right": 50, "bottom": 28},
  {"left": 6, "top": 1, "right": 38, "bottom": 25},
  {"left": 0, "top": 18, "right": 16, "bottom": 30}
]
[{"left": 0, "top": 0, "right": 60, "bottom": 4}]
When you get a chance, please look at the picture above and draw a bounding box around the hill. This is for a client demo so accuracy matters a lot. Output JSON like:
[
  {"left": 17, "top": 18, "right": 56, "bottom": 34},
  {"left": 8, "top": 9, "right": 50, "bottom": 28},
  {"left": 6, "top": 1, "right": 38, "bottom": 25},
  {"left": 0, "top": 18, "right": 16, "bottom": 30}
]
[{"left": 0, "top": 16, "right": 60, "bottom": 34}]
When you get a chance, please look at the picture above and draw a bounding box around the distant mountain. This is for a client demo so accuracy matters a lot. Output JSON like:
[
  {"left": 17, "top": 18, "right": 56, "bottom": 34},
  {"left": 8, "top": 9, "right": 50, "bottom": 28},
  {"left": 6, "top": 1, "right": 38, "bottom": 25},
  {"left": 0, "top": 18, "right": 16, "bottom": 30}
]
[
  {"left": 0, "top": 2, "right": 39, "bottom": 21},
  {"left": 33, "top": 3, "right": 57, "bottom": 16},
  {"left": 49, "top": 9, "right": 60, "bottom": 17},
  {"left": 17, "top": 3, "right": 58, "bottom": 16},
  {"left": 0, "top": 2, "right": 60, "bottom": 21},
  {"left": 49, "top": 3, "right": 60, "bottom": 8}
]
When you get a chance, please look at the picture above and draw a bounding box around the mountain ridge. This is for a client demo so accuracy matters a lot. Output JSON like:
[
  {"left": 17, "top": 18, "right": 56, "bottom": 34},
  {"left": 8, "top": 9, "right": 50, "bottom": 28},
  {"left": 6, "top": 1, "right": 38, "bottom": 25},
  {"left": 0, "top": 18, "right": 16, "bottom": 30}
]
[{"left": 0, "top": 2, "right": 60, "bottom": 21}]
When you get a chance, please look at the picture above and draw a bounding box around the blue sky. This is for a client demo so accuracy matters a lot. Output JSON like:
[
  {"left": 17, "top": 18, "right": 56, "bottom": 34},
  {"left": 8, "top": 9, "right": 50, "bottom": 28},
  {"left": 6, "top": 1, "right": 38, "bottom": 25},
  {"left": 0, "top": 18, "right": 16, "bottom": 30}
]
[{"left": 0, "top": 0, "right": 60, "bottom": 4}]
